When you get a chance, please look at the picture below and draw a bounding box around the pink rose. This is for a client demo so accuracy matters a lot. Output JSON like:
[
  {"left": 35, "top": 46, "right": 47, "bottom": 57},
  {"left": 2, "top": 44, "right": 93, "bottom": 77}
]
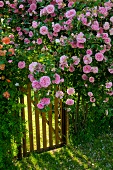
[
  {"left": 37, "top": 103, "right": 45, "bottom": 109},
  {"left": 69, "top": 65, "right": 75, "bottom": 72},
  {"left": 28, "top": 74, "right": 35, "bottom": 82},
  {"left": 66, "top": 99, "right": 74, "bottom": 105},
  {"left": 53, "top": 23, "right": 61, "bottom": 33},
  {"left": 77, "top": 42, "right": 84, "bottom": 49},
  {"left": 29, "top": 31, "right": 33, "bottom": 37},
  {"left": 89, "top": 77, "right": 95, "bottom": 83},
  {"left": 40, "top": 26, "right": 48, "bottom": 35},
  {"left": 65, "top": 9, "right": 76, "bottom": 18},
  {"left": 102, "top": 33, "right": 108, "bottom": 39},
  {"left": 36, "top": 38, "right": 42, "bottom": 45},
  {"left": 105, "top": 82, "right": 112, "bottom": 88},
  {"left": 52, "top": 73, "right": 61, "bottom": 84},
  {"left": 76, "top": 32, "right": 86, "bottom": 43},
  {"left": 82, "top": 74, "right": 88, "bottom": 80},
  {"left": 40, "top": 98, "right": 50, "bottom": 105},
  {"left": 91, "top": 21, "right": 99, "bottom": 31},
  {"left": 67, "top": 88, "right": 75, "bottom": 95},
  {"left": 72, "top": 56, "right": 80, "bottom": 65},
  {"left": 29, "top": 62, "right": 37, "bottom": 73},
  {"left": 104, "top": 38, "right": 111, "bottom": 44},
  {"left": 110, "top": 16, "right": 113, "bottom": 23},
  {"left": 30, "top": 3, "right": 37, "bottom": 11},
  {"left": 83, "top": 55, "right": 92, "bottom": 65},
  {"left": 0, "top": 1, "right": 4, "bottom": 7},
  {"left": 88, "top": 92, "right": 93, "bottom": 97},
  {"left": 46, "top": 4, "right": 55, "bottom": 14},
  {"left": 83, "top": 65, "right": 91, "bottom": 74},
  {"left": 103, "top": 22, "right": 110, "bottom": 30},
  {"left": 91, "top": 67, "right": 98, "bottom": 74},
  {"left": 32, "top": 80, "right": 41, "bottom": 89},
  {"left": 60, "top": 55, "right": 68, "bottom": 63},
  {"left": 32, "top": 21, "right": 38, "bottom": 28},
  {"left": 18, "top": 61, "right": 25, "bottom": 69},
  {"left": 86, "top": 49, "right": 92, "bottom": 56},
  {"left": 90, "top": 97, "right": 96, "bottom": 103},
  {"left": 109, "top": 28, "right": 113, "bottom": 35},
  {"left": 40, "top": 76, "right": 51, "bottom": 88},
  {"left": 55, "top": 91, "right": 64, "bottom": 99},
  {"left": 95, "top": 52, "right": 104, "bottom": 61}
]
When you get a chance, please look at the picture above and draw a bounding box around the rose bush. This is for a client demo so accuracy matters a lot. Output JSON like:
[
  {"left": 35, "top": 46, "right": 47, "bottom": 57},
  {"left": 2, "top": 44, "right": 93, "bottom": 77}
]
[{"left": 1, "top": 0, "right": 113, "bottom": 168}]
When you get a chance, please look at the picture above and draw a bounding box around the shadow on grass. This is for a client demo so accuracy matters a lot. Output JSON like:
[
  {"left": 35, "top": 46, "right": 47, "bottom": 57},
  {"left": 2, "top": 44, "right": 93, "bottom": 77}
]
[{"left": 17, "top": 133, "right": 113, "bottom": 170}]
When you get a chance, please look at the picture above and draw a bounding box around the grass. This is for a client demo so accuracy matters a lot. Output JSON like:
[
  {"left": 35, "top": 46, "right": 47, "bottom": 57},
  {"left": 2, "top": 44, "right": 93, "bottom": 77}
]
[{"left": 16, "top": 131, "right": 113, "bottom": 170}]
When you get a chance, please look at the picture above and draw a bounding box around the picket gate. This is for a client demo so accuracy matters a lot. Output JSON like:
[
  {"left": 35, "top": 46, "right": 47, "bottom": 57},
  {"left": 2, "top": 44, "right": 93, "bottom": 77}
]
[{"left": 17, "top": 84, "right": 68, "bottom": 158}]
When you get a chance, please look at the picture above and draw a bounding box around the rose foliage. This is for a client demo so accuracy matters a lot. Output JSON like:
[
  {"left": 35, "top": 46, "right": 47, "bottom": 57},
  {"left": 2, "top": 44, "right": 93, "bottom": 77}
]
[{"left": 1, "top": 0, "right": 113, "bottom": 168}]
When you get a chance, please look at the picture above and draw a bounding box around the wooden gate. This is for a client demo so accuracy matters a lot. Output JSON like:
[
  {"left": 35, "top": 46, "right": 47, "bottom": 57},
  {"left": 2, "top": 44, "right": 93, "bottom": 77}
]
[{"left": 18, "top": 84, "right": 68, "bottom": 158}]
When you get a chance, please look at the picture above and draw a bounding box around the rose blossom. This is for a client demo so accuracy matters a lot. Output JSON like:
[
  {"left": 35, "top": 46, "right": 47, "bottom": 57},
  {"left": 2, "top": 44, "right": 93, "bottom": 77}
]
[
  {"left": 65, "top": 9, "right": 76, "bottom": 18},
  {"left": 29, "top": 62, "right": 37, "bottom": 73},
  {"left": 32, "top": 80, "right": 41, "bottom": 89},
  {"left": 53, "top": 23, "right": 61, "bottom": 33},
  {"left": 95, "top": 52, "right": 104, "bottom": 61},
  {"left": 88, "top": 92, "right": 93, "bottom": 97},
  {"left": 46, "top": 4, "right": 55, "bottom": 14},
  {"left": 102, "top": 33, "right": 108, "bottom": 39},
  {"left": 110, "top": 16, "right": 113, "bottom": 23},
  {"left": 105, "top": 82, "right": 112, "bottom": 88},
  {"left": 37, "top": 103, "right": 44, "bottom": 109},
  {"left": 55, "top": 91, "right": 64, "bottom": 99},
  {"left": 30, "top": 3, "right": 37, "bottom": 11},
  {"left": 86, "top": 49, "right": 92, "bottom": 56},
  {"left": 66, "top": 99, "right": 74, "bottom": 105},
  {"left": 32, "top": 21, "right": 38, "bottom": 28},
  {"left": 76, "top": 32, "right": 86, "bottom": 43},
  {"left": 40, "top": 98, "right": 50, "bottom": 105},
  {"left": 29, "top": 31, "right": 33, "bottom": 37},
  {"left": 40, "top": 26, "right": 48, "bottom": 35},
  {"left": 67, "top": 88, "right": 75, "bottom": 95},
  {"left": 52, "top": 73, "right": 61, "bottom": 84},
  {"left": 72, "top": 56, "right": 80, "bottom": 65},
  {"left": 69, "top": 65, "right": 75, "bottom": 72},
  {"left": 83, "top": 65, "right": 91, "bottom": 74},
  {"left": 18, "top": 61, "right": 25, "bottom": 69},
  {"left": 28, "top": 74, "right": 35, "bottom": 82},
  {"left": 103, "top": 22, "right": 110, "bottom": 30},
  {"left": 40, "top": 76, "right": 51, "bottom": 88},
  {"left": 91, "top": 67, "right": 98, "bottom": 74},
  {"left": 89, "top": 77, "right": 95, "bottom": 83},
  {"left": 0, "top": 1, "right": 4, "bottom": 7},
  {"left": 90, "top": 97, "right": 96, "bottom": 103},
  {"left": 91, "top": 21, "right": 99, "bottom": 31},
  {"left": 83, "top": 55, "right": 92, "bottom": 65},
  {"left": 109, "top": 28, "right": 113, "bottom": 35},
  {"left": 36, "top": 38, "right": 42, "bottom": 44},
  {"left": 82, "top": 74, "right": 88, "bottom": 80}
]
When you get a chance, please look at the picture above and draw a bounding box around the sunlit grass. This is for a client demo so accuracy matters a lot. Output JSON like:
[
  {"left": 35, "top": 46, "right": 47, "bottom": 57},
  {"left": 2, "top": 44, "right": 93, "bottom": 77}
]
[{"left": 16, "top": 131, "right": 113, "bottom": 170}]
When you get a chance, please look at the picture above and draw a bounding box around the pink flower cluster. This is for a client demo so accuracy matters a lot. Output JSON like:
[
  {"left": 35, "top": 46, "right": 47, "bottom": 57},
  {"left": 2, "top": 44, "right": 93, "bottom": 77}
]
[{"left": 37, "top": 98, "right": 50, "bottom": 109}]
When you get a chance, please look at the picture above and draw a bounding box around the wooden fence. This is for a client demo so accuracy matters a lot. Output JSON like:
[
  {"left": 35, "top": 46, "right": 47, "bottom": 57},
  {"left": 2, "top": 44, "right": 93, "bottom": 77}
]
[{"left": 17, "top": 84, "right": 68, "bottom": 159}]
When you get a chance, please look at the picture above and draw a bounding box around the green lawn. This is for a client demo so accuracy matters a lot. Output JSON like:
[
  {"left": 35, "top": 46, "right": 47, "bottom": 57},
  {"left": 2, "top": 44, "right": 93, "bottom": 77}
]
[{"left": 16, "top": 132, "right": 113, "bottom": 170}]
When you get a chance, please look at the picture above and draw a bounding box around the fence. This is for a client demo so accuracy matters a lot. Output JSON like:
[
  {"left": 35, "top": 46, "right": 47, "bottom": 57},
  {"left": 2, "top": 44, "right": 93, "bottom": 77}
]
[{"left": 17, "top": 84, "right": 68, "bottom": 159}]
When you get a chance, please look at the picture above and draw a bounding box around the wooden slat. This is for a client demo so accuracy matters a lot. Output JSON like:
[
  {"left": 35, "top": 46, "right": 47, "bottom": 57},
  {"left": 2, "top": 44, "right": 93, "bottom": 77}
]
[
  {"left": 54, "top": 97, "right": 59, "bottom": 145},
  {"left": 20, "top": 95, "right": 27, "bottom": 157},
  {"left": 34, "top": 92, "right": 40, "bottom": 151},
  {"left": 42, "top": 112, "right": 47, "bottom": 149},
  {"left": 60, "top": 99, "right": 63, "bottom": 143},
  {"left": 62, "top": 103, "right": 67, "bottom": 144},
  {"left": 48, "top": 103, "right": 53, "bottom": 147},
  {"left": 27, "top": 83, "right": 34, "bottom": 152}
]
